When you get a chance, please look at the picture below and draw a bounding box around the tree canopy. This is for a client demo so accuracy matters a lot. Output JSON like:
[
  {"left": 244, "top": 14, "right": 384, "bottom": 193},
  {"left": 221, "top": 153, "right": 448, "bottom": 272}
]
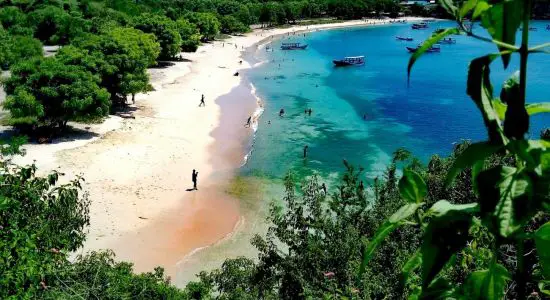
[
  {"left": 3, "top": 57, "right": 110, "bottom": 128},
  {"left": 133, "top": 13, "right": 182, "bottom": 60}
]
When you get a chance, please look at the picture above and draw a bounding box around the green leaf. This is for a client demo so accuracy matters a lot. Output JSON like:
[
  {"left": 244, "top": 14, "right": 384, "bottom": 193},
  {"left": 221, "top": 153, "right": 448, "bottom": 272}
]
[
  {"left": 472, "top": 0, "right": 491, "bottom": 20},
  {"left": 399, "top": 170, "right": 427, "bottom": 203},
  {"left": 467, "top": 55, "right": 506, "bottom": 144},
  {"left": 445, "top": 142, "right": 502, "bottom": 187},
  {"left": 462, "top": 263, "right": 511, "bottom": 299},
  {"left": 440, "top": 0, "right": 458, "bottom": 17},
  {"left": 476, "top": 166, "right": 536, "bottom": 237},
  {"left": 500, "top": 72, "right": 529, "bottom": 139},
  {"left": 408, "top": 28, "right": 460, "bottom": 80},
  {"left": 480, "top": 0, "right": 523, "bottom": 68},
  {"left": 359, "top": 203, "right": 422, "bottom": 276},
  {"left": 401, "top": 250, "right": 422, "bottom": 286},
  {"left": 420, "top": 278, "right": 457, "bottom": 299},
  {"left": 492, "top": 98, "right": 507, "bottom": 120},
  {"left": 428, "top": 200, "right": 479, "bottom": 217},
  {"left": 459, "top": 0, "right": 478, "bottom": 19},
  {"left": 535, "top": 222, "right": 550, "bottom": 278},
  {"left": 422, "top": 205, "right": 474, "bottom": 287},
  {"left": 506, "top": 140, "right": 545, "bottom": 172},
  {"left": 526, "top": 102, "right": 550, "bottom": 116}
]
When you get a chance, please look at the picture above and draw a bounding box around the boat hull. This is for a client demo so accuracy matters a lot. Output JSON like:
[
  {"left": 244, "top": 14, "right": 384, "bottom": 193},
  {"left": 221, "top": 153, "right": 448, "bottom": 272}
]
[
  {"left": 281, "top": 45, "right": 308, "bottom": 50},
  {"left": 333, "top": 60, "right": 364, "bottom": 67}
]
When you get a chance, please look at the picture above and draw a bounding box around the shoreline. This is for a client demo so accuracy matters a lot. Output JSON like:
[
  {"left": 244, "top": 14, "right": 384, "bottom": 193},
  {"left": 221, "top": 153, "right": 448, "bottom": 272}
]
[{"left": 3, "top": 17, "right": 427, "bottom": 285}]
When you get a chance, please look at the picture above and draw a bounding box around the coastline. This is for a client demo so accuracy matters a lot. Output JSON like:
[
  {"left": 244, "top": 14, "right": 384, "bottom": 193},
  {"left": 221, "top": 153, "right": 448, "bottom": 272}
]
[{"left": 3, "top": 17, "right": 426, "bottom": 284}]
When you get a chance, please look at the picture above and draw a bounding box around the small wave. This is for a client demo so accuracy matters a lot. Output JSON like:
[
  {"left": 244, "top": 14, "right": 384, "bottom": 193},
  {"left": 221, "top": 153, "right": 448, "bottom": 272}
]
[
  {"left": 241, "top": 83, "right": 264, "bottom": 167},
  {"left": 175, "top": 216, "right": 246, "bottom": 266}
]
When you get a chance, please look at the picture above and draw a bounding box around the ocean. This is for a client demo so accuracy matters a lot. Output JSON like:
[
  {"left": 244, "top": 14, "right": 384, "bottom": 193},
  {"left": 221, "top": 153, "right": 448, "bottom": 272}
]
[
  {"left": 243, "top": 20, "right": 550, "bottom": 187},
  {"left": 175, "top": 20, "right": 550, "bottom": 285}
]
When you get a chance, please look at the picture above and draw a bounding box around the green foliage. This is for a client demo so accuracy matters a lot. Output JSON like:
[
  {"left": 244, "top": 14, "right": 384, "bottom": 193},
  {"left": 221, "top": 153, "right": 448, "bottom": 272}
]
[
  {"left": 363, "top": 0, "right": 550, "bottom": 298},
  {"left": 0, "top": 5, "right": 31, "bottom": 35},
  {"left": 0, "top": 159, "right": 89, "bottom": 298},
  {"left": 176, "top": 18, "right": 201, "bottom": 52},
  {"left": 3, "top": 56, "right": 110, "bottom": 128},
  {"left": 220, "top": 15, "right": 249, "bottom": 34},
  {"left": 185, "top": 12, "right": 220, "bottom": 41},
  {"left": 133, "top": 13, "right": 182, "bottom": 60},
  {"left": 28, "top": 6, "right": 89, "bottom": 45},
  {"left": 0, "top": 30, "right": 43, "bottom": 70},
  {"left": 44, "top": 250, "right": 186, "bottom": 299},
  {"left": 71, "top": 27, "right": 160, "bottom": 104}
]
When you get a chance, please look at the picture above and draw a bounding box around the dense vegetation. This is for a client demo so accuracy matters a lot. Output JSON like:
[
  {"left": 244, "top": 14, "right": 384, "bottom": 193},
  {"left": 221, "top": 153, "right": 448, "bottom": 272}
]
[{"left": 1, "top": 0, "right": 550, "bottom": 299}]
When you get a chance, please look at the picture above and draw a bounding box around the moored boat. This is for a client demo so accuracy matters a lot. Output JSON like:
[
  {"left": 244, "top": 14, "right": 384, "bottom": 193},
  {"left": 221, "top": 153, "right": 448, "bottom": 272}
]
[
  {"left": 396, "top": 36, "right": 414, "bottom": 41},
  {"left": 281, "top": 42, "right": 308, "bottom": 50},
  {"left": 406, "top": 44, "right": 440, "bottom": 53},
  {"left": 412, "top": 22, "right": 428, "bottom": 29},
  {"left": 438, "top": 38, "right": 457, "bottom": 44},
  {"left": 333, "top": 56, "right": 365, "bottom": 67}
]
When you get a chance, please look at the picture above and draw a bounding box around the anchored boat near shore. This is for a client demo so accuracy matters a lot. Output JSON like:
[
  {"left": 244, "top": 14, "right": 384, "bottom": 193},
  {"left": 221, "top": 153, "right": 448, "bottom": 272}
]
[
  {"left": 333, "top": 56, "right": 365, "bottom": 67},
  {"left": 406, "top": 44, "right": 441, "bottom": 53},
  {"left": 396, "top": 36, "right": 414, "bottom": 41},
  {"left": 412, "top": 22, "right": 428, "bottom": 29},
  {"left": 281, "top": 42, "right": 308, "bottom": 50}
]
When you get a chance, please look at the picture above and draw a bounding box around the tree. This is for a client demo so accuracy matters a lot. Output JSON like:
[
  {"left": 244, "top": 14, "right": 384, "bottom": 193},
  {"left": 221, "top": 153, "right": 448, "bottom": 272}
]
[
  {"left": 0, "top": 5, "right": 31, "bottom": 35},
  {"left": 0, "top": 159, "right": 90, "bottom": 298},
  {"left": 3, "top": 57, "right": 110, "bottom": 128},
  {"left": 176, "top": 18, "right": 201, "bottom": 52},
  {"left": 133, "top": 13, "right": 182, "bottom": 60},
  {"left": 185, "top": 12, "right": 220, "bottom": 41},
  {"left": 220, "top": 15, "right": 249, "bottom": 34},
  {"left": 28, "top": 6, "right": 89, "bottom": 45},
  {"left": 71, "top": 28, "right": 160, "bottom": 104},
  {"left": 0, "top": 33, "right": 43, "bottom": 70}
]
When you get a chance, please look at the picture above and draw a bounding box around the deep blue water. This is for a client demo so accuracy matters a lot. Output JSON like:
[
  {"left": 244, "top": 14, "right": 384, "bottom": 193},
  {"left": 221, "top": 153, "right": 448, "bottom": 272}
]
[{"left": 242, "top": 21, "right": 550, "bottom": 186}]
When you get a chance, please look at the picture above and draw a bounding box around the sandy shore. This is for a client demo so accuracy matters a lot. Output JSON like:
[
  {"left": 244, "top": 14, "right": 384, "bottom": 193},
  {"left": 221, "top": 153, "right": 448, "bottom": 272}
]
[{"left": 3, "top": 17, "right": 425, "bottom": 283}]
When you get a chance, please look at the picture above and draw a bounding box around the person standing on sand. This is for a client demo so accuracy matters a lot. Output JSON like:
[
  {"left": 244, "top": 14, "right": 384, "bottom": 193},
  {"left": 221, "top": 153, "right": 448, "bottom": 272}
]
[
  {"left": 192, "top": 169, "right": 198, "bottom": 190},
  {"left": 199, "top": 94, "right": 205, "bottom": 107},
  {"left": 303, "top": 145, "right": 308, "bottom": 158}
]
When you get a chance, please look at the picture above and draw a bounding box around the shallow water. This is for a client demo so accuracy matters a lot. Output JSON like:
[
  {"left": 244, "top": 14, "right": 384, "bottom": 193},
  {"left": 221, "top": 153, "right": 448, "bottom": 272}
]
[
  {"left": 176, "top": 21, "right": 550, "bottom": 285},
  {"left": 244, "top": 21, "right": 550, "bottom": 185}
]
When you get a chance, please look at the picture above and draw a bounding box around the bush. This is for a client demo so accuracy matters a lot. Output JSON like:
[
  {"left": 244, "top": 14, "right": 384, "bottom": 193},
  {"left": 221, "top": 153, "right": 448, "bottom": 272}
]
[{"left": 0, "top": 160, "right": 89, "bottom": 298}]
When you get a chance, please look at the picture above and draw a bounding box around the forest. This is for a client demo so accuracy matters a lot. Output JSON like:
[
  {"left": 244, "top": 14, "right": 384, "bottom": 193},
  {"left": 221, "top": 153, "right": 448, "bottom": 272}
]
[{"left": 1, "top": 0, "right": 550, "bottom": 299}]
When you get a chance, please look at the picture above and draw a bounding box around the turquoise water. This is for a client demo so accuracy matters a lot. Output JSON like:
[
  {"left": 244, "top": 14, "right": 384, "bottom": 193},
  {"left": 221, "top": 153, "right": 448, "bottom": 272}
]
[{"left": 242, "top": 21, "right": 550, "bottom": 188}]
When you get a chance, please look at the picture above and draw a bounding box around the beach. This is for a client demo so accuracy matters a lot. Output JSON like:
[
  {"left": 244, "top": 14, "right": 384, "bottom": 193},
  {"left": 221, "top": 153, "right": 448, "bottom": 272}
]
[{"left": 2, "top": 17, "right": 425, "bottom": 284}]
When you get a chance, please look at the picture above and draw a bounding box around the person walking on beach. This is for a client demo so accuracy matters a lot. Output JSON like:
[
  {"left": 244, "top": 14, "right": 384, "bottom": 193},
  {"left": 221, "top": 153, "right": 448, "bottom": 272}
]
[
  {"left": 245, "top": 116, "right": 252, "bottom": 127},
  {"left": 192, "top": 169, "right": 198, "bottom": 190},
  {"left": 303, "top": 145, "right": 309, "bottom": 158},
  {"left": 199, "top": 94, "right": 205, "bottom": 107}
]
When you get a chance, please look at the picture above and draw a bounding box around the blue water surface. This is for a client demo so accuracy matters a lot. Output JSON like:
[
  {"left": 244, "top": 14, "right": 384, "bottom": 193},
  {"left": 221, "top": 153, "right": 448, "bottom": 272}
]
[{"left": 243, "top": 21, "right": 550, "bottom": 184}]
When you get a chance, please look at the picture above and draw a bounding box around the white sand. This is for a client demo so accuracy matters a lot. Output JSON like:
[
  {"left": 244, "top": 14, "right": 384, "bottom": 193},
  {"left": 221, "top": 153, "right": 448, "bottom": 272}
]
[{"left": 3, "top": 17, "right": 426, "bottom": 279}]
